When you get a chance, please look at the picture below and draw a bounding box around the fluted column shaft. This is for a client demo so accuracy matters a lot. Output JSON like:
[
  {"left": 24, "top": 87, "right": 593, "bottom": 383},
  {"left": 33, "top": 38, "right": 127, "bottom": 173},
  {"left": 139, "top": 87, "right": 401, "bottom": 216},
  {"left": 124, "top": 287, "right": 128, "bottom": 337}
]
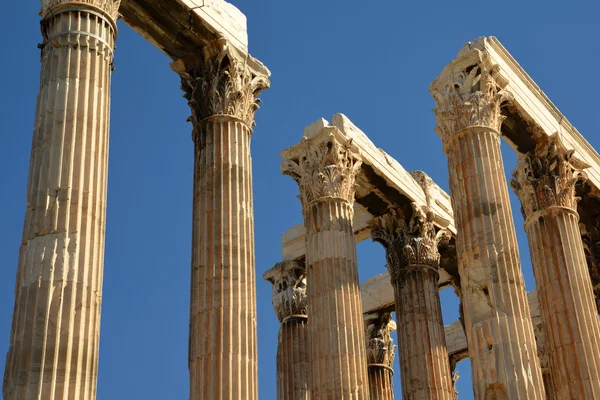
[
  {"left": 278, "top": 317, "right": 310, "bottom": 399},
  {"left": 3, "top": 2, "right": 119, "bottom": 399},
  {"left": 526, "top": 209, "right": 600, "bottom": 398},
  {"left": 189, "top": 116, "right": 257, "bottom": 399},
  {"left": 371, "top": 208, "right": 453, "bottom": 400},
  {"left": 368, "top": 367, "right": 394, "bottom": 400},
  {"left": 444, "top": 129, "right": 543, "bottom": 398},
  {"left": 180, "top": 46, "right": 270, "bottom": 400},
  {"left": 512, "top": 134, "right": 600, "bottom": 399},
  {"left": 431, "top": 64, "right": 544, "bottom": 399},
  {"left": 264, "top": 261, "right": 310, "bottom": 400},
  {"left": 305, "top": 199, "right": 369, "bottom": 398},
  {"left": 395, "top": 268, "right": 452, "bottom": 399},
  {"left": 281, "top": 132, "right": 369, "bottom": 399}
]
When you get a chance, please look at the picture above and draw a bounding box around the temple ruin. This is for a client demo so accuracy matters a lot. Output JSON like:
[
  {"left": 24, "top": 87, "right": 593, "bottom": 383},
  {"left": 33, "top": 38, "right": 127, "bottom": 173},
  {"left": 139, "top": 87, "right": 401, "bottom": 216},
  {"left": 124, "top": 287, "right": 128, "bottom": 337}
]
[{"left": 4, "top": 1, "right": 600, "bottom": 399}]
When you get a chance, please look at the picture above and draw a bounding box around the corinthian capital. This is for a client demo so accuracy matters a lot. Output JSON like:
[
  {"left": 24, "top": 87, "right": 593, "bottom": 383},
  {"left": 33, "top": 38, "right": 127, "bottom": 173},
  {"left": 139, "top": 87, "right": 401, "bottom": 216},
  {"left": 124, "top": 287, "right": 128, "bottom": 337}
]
[
  {"left": 511, "top": 133, "right": 589, "bottom": 220},
  {"left": 176, "top": 40, "right": 270, "bottom": 129},
  {"left": 430, "top": 55, "right": 512, "bottom": 143},
  {"left": 365, "top": 312, "right": 396, "bottom": 368},
  {"left": 371, "top": 204, "right": 448, "bottom": 279},
  {"left": 263, "top": 261, "right": 307, "bottom": 322},
  {"left": 41, "top": 0, "right": 121, "bottom": 20},
  {"left": 281, "top": 129, "right": 362, "bottom": 208}
]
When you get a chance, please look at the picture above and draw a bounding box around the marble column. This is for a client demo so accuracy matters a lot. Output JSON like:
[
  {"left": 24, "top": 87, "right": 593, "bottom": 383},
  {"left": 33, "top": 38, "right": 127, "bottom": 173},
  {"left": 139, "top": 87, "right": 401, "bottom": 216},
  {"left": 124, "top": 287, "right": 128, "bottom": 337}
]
[
  {"left": 176, "top": 43, "right": 270, "bottom": 400},
  {"left": 371, "top": 205, "right": 454, "bottom": 400},
  {"left": 3, "top": 1, "right": 120, "bottom": 399},
  {"left": 281, "top": 129, "right": 370, "bottom": 398},
  {"left": 263, "top": 261, "right": 310, "bottom": 400},
  {"left": 364, "top": 312, "right": 396, "bottom": 400},
  {"left": 512, "top": 133, "right": 600, "bottom": 399},
  {"left": 431, "top": 61, "right": 545, "bottom": 399}
]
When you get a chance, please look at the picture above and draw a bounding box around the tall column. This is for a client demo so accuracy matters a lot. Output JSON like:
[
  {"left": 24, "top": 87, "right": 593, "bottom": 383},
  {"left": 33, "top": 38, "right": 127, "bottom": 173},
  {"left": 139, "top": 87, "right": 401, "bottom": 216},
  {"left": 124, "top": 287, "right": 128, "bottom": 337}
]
[
  {"left": 371, "top": 205, "right": 454, "bottom": 400},
  {"left": 263, "top": 261, "right": 310, "bottom": 400},
  {"left": 281, "top": 130, "right": 370, "bottom": 398},
  {"left": 365, "top": 312, "right": 396, "bottom": 400},
  {"left": 512, "top": 133, "right": 600, "bottom": 399},
  {"left": 431, "top": 61, "right": 545, "bottom": 399},
  {"left": 176, "top": 43, "right": 270, "bottom": 400},
  {"left": 3, "top": 2, "right": 120, "bottom": 399}
]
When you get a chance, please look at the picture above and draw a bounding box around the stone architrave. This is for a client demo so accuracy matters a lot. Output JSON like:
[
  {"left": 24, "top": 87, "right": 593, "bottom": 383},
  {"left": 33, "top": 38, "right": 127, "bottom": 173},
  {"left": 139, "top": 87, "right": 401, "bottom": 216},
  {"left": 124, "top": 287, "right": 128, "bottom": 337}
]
[
  {"left": 371, "top": 205, "right": 454, "bottom": 400},
  {"left": 175, "top": 41, "right": 270, "bottom": 400},
  {"left": 430, "top": 56, "right": 545, "bottom": 399},
  {"left": 281, "top": 129, "right": 370, "bottom": 398},
  {"left": 263, "top": 261, "right": 309, "bottom": 400},
  {"left": 364, "top": 312, "right": 396, "bottom": 400},
  {"left": 512, "top": 133, "right": 600, "bottom": 399},
  {"left": 3, "top": 1, "right": 120, "bottom": 399}
]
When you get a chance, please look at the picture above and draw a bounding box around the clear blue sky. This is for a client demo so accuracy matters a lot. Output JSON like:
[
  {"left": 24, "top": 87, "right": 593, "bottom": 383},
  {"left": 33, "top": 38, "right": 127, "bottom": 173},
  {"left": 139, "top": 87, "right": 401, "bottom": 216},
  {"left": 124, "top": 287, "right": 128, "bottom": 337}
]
[{"left": 1, "top": 1, "right": 598, "bottom": 399}]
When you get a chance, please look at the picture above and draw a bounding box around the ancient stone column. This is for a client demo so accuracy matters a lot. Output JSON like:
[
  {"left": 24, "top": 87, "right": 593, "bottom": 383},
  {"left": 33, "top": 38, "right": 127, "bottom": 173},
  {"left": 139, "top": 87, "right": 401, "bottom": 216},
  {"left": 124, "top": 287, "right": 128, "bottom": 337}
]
[
  {"left": 3, "top": 2, "right": 120, "bottom": 399},
  {"left": 281, "top": 129, "right": 370, "bottom": 398},
  {"left": 371, "top": 205, "right": 454, "bottom": 400},
  {"left": 176, "top": 43, "right": 270, "bottom": 400},
  {"left": 512, "top": 133, "right": 600, "bottom": 399},
  {"left": 263, "top": 261, "right": 309, "bottom": 400},
  {"left": 365, "top": 312, "right": 396, "bottom": 400},
  {"left": 431, "top": 61, "right": 545, "bottom": 398}
]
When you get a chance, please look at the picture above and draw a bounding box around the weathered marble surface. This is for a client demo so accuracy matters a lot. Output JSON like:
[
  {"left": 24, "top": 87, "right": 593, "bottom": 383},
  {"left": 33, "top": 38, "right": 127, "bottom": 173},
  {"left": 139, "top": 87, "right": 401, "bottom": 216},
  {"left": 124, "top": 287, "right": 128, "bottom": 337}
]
[
  {"left": 371, "top": 207, "right": 454, "bottom": 400},
  {"left": 431, "top": 51, "right": 545, "bottom": 399},
  {"left": 513, "top": 134, "right": 600, "bottom": 399},
  {"left": 264, "top": 261, "right": 309, "bottom": 400},
  {"left": 178, "top": 42, "right": 269, "bottom": 400},
  {"left": 4, "top": 1, "right": 119, "bottom": 398},
  {"left": 282, "top": 128, "right": 370, "bottom": 399}
]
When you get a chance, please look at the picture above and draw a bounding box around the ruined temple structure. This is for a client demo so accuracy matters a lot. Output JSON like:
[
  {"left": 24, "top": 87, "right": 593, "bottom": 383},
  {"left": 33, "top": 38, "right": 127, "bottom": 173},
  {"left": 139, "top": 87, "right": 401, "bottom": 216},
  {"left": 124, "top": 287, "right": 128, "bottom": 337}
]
[
  {"left": 4, "top": 1, "right": 600, "bottom": 400},
  {"left": 277, "top": 39, "right": 600, "bottom": 400}
]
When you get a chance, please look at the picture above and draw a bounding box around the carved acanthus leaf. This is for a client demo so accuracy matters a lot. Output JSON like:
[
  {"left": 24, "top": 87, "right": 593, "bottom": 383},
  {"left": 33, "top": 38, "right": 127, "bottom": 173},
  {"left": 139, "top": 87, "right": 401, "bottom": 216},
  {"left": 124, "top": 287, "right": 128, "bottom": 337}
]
[
  {"left": 181, "top": 46, "right": 270, "bottom": 129},
  {"left": 281, "top": 133, "right": 362, "bottom": 208},
  {"left": 263, "top": 261, "right": 307, "bottom": 322},
  {"left": 41, "top": 0, "right": 121, "bottom": 20},
  {"left": 511, "top": 133, "right": 589, "bottom": 219},
  {"left": 371, "top": 204, "right": 446, "bottom": 278},
  {"left": 365, "top": 312, "right": 396, "bottom": 368},
  {"left": 370, "top": 208, "right": 408, "bottom": 275},
  {"left": 431, "top": 63, "right": 512, "bottom": 143}
]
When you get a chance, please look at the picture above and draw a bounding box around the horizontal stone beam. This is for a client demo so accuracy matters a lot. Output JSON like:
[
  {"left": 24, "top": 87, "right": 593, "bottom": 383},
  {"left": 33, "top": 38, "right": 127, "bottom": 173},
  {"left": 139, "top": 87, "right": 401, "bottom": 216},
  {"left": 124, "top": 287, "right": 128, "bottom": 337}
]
[
  {"left": 328, "top": 114, "right": 455, "bottom": 232},
  {"left": 433, "top": 37, "right": 600, "bottom": 192},
  {"left": 281, "top": 114, "right": 456, "bottom": 272},
  {"left": 178, "top": 0, "right": 248, "bottom": 52},
  {"left": 120, "top": 0, "right": 249, "bottom": 59}
]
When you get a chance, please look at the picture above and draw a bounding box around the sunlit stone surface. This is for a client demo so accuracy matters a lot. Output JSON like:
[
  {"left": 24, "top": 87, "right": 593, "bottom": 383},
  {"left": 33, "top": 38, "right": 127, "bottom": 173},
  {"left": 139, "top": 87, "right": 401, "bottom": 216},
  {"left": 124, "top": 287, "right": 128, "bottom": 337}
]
[{"left": 8, "top": 1, "right": 600, "bottom": 397}]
